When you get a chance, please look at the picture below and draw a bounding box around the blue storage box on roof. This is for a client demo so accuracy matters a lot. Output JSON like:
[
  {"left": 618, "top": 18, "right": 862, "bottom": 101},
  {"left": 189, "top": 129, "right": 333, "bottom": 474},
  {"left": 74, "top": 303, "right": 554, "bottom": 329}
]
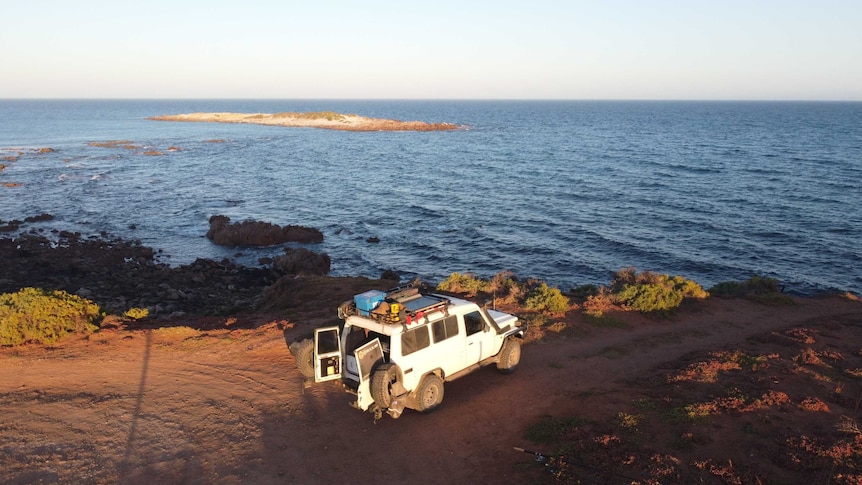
[{"left": 355, "top": 290, "right": 386, "bottom": 316}]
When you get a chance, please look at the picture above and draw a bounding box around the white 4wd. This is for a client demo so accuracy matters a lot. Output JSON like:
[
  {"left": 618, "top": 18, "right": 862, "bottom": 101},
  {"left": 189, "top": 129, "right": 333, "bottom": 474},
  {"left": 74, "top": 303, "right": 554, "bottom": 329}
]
[{"left": 290, "top": 286, "right": 524, "bottom": 420}]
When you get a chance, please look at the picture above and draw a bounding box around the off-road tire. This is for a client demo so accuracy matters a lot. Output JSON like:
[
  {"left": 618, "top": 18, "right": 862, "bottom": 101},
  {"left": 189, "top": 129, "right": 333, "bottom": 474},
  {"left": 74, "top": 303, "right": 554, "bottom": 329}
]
[
  {"left": 496, "top": 338, "right": 521, "bottom": 374},
  {"left": 416, "top": 374, "right": 445, "bottom": 413},
  {"left": 371, "top": 363, "right": 399, "bottom": 408},
  {"left": 290, "top": 339, "right": 315, "bottom": 379}
]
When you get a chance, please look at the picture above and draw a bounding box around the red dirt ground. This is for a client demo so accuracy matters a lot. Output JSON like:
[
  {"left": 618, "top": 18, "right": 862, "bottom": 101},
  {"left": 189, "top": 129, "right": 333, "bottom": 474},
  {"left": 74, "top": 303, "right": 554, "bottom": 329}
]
[{"left": 2, "top": 294, "right": 860, "bottom": 484}]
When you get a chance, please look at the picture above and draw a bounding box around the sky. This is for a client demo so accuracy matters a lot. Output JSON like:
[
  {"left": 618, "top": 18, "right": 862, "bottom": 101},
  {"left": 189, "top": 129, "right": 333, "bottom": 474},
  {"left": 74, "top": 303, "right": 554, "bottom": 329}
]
[{"left": 1, "top": 0, "right": 861, "bottom": 100}]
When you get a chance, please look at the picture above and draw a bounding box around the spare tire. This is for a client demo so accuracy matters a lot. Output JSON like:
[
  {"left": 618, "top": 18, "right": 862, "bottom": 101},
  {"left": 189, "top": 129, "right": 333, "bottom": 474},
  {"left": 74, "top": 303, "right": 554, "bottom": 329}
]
[
  {"left": 289, "top": 339, "right": 315, "bottom": 378},
  {"left": 370, "top": 363, "right": 399, "bottom": 408}
]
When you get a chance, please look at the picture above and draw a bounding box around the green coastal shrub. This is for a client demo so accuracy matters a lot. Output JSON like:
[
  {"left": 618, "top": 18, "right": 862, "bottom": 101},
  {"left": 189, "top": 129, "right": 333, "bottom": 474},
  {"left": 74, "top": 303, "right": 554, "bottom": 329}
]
[
  {"left": 123, "top": 307, "right": 149, "bottom": 320},
  {"left": 486, "top": 271, "right": 518, "bottom": 294},
  {"left": 524, "top": 283, "right": 570, "bottom": 314},
  {"left": 609, "top": 268, "right": 708, "bottom": 314},
  {"left": 436, "top": 272, "right": 570, "bottom": 313},
  {"left": 668, "top": 275, "right": 710, "bottom": 299},
  {"left": 709, "top": 276, "right": 780, "bottom": 298},
  {"left": 569, "top": 284, "right": 599, "bottom": 299},
  {"left": 617, "top": 283, "right": 683, "bottom": 313},
  {"left": 436, "top": 272, "right": 489, "bottom": 296},
  {"left": 583, "top": 288, "right": 616, "bottom": 318},
  {"left": 0, "top": 287, "right": 103, "bottom": 346},
  {"left": 709, "top": 276, "right": 794, "bottom": 305}
]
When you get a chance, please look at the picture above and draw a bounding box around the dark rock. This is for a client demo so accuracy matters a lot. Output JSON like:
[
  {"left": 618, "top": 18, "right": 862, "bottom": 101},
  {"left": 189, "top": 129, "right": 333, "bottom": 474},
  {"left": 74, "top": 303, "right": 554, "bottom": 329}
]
[
  {"left": 0, "top": 233, "right": 276, "bottom": 317},
  {"left": 272, "top": 248, "right": 331, "bottom": 276},
  {"left": 24, "top": 213, "right": 54, "bottom": 223},
  {"left": 206, "top": 215, "right": 323, "bottom": 247},
  {"left": 381, "top": 269, "right": 400, "bottom": 281}
]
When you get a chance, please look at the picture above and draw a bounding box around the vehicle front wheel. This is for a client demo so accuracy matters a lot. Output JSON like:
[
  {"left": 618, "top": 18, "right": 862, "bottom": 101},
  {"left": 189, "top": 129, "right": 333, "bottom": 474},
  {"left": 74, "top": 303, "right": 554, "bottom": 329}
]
[
  {"left": 416, "top": 374, "right": 444, "bottom": 413},
  {"left": 496, "top": 338, "right": 521, "bottom": 374}
]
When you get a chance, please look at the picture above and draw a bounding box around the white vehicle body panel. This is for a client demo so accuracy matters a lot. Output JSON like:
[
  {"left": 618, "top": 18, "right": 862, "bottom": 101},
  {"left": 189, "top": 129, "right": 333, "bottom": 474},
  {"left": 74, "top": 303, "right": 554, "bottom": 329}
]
[{"left": 310, "top": 289, "right": 524, "bottom": 417}]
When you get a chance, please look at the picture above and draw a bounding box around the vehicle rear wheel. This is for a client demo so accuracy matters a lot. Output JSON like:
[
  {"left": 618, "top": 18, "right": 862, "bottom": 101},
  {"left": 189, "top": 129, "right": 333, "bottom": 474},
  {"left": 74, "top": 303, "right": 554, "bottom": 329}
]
[
  {"left": 416, "top": 374, "right": 444, "bottom": 413},
  {"left": 371, "top": 363, "right": 399, "bottom": 408},
  {"left": 496, "top": 338, "right": 521, "bottom": 374},
  {"left": 290, "top": 339, "right": 314, "bottom": 378}
]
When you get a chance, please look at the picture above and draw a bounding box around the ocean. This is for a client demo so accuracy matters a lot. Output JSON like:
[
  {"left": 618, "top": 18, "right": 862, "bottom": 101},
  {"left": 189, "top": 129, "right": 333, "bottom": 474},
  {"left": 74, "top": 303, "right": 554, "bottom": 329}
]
[{"left": 1, "top": 100, "right": 860, "bottom": 296}]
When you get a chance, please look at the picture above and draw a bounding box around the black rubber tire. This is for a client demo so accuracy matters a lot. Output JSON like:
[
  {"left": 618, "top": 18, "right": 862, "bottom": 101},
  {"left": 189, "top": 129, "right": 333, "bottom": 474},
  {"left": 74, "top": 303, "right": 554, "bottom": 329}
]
[
  {"left": 292, "top": 339, "right": 315, "bottom": 379},
  {"left": 416, "top": 374, "right": 444, "bottom": 413},
  {"left": 496, "top": 338, "right": 521, "bottom": 374},
  {"left": 370, "top": 363, "right": 399, "bottom": 408}
]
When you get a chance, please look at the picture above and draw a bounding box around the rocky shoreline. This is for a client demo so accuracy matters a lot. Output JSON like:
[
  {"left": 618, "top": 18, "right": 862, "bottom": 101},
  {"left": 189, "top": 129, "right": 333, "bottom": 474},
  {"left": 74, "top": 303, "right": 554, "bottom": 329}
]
[
  {"left": 148, "top": 111, "right": 460, "bottom": 132},
  {"left": 0, "top": 232, "right": 275, "bottom": 317},
  {"left": 0, "top": 212, "right": 396, "bottom": 320}
]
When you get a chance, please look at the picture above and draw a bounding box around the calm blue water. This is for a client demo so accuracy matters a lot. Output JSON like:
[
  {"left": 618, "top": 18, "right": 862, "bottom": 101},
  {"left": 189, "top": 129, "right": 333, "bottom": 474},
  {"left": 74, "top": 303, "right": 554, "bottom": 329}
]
[{"left": 1, "top": 100, "right": 860, "bottom": 295}]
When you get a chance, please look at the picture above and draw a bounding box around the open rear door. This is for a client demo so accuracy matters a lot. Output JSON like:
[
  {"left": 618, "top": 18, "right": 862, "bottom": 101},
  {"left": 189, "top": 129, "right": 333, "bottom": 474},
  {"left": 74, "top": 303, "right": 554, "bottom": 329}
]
[
  {"left": 354, "top": 338, "right": 384, "bottom": 382},
  {"left": 314, "top": 326, "right": 342, "bottom": 382},
  {"left": 352, "top": 338, "right": 384, "bottom": 412}
]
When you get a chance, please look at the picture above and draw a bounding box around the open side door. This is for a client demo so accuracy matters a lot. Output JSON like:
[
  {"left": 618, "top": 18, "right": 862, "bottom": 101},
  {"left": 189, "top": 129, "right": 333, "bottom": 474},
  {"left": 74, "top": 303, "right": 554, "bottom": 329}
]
[{"left": 314, "top": 326, "right": 342, "bottom": 383}]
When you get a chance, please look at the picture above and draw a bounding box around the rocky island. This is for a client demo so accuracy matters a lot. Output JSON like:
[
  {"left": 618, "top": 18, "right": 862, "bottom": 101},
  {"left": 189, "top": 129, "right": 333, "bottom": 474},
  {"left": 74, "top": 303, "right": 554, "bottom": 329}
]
[{"left": 148, "top": 111, "right": 460, "bottom": 132}]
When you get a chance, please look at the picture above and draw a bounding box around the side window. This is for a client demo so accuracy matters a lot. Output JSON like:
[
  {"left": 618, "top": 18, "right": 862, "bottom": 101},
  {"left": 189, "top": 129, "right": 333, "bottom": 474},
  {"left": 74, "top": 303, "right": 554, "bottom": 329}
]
[
  {"left": 317, "top": 328, "right": 340, "bottom": 353},
  {"left": 464, "top": 311, "right": 485, "bottom": 336},
  {"left": 431, "top": 315, "right": 459, "bottom": 343},
  {"left": 401, "top": 326, "right": 430, "bottom": 356}
]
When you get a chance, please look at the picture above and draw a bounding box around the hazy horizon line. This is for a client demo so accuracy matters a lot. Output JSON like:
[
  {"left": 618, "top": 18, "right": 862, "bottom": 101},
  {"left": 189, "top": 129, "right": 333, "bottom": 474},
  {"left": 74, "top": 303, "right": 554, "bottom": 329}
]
[{"left": 3, "top": 97, "right": 861, "bottom": 103}]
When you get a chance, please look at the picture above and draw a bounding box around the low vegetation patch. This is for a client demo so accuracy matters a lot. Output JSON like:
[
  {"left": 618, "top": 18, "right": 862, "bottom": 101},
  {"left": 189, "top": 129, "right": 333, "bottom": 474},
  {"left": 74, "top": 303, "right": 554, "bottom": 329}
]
[
  {"left": 436, "top": 272, "right": 569, "bottom": 316},
  {"left": 436, "top": 272, "right": 490, "bottom": 297},
  {"left": 524, "top": 282, "right": 570, "bottom": 314},
  {"left": 435, "top": 268, "right": 730, "bottom": 319},
  {"left": 272, "top": 111, "right": 349, "bottom": 122},
  {"left": 0, "top": 287, "right": 103, "bottom": 346},
  {"left": 610, "top": 268, "right": 708, "bottom": 314},
  {"left": 710, "top": 275, "right": 795, "bottom": 305},
  {"left": 578, "top": 268, "right": 709, "bottom": 316},
  {"left": 434, "top": 270, "right": 807, "bottom": 320},
  {"left": 122, "top": 307, "right": 149, "bottom": 320}
]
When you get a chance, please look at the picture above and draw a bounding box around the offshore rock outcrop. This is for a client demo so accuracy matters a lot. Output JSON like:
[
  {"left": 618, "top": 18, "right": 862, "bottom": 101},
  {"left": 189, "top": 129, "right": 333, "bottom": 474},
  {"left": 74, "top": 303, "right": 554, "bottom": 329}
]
[
  {"left": 206, "top": 215, "right": 323, "bottom": 246},
  {"left": 150, "top": 111, "right": 460, "bottom": 132},
  {"left": 0, "top": 213, "right": 54, "bottom": 232}
]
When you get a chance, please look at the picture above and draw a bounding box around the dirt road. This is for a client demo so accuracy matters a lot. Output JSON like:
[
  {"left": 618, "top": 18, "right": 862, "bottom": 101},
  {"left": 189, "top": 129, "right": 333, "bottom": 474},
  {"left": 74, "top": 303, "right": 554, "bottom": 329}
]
[{"left": 2, "top": 296, "right": 860, "bottom": 484}]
